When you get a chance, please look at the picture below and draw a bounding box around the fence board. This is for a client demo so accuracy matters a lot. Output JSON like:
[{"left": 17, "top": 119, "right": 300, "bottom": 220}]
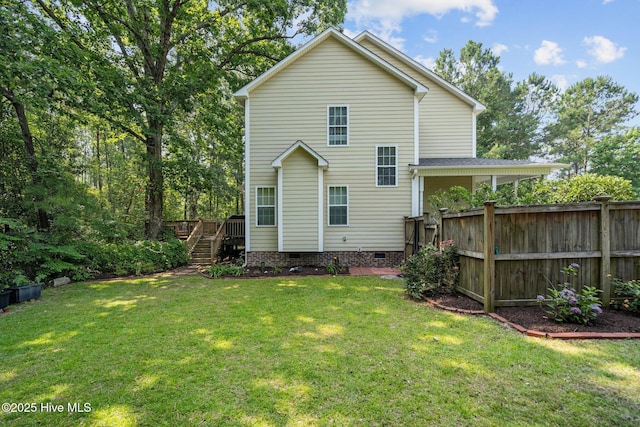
[{"left": 404, "top": 199, "right": 640, "bottom": 311}]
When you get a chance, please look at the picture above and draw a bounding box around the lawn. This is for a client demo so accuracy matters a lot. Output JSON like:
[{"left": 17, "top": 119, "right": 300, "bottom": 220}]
[{"left": 1, "top": 273, "right": 639, "bottom": 426}]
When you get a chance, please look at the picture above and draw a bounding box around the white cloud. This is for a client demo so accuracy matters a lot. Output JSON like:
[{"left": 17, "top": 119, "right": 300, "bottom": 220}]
[
  {"left": 414, "top": 54, "right": 436, "bottom": 70},
  {"left": 576, "top": 59, "right": 588, "bottom": 68},
  {"left": 584, "top": 35, "right": 626, "bottom": 64},
  {"left": 534, "top": 40, "right": 565, "bottom": 66},
  {"left": 492, "top": 43, "right": 509, "bottom": 56},
  {"left": 423, "top": 29, "right": 438, "bottom": 44},
  {"left": 347, "top": 0, "right": 499, "bottom": 39},
  {"left": 551, "top": 74, "right": 569, "bottom": 91}
]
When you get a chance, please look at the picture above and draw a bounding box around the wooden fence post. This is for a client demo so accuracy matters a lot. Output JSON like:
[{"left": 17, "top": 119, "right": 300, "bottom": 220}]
[
  {"left": 483, "top": 201, "right": 496, "bottom": 313},
  {"left": 595, "top": 195, "right": 612, "bottom": 308},
  {"left": 438, "top": 208, "right": 448, "bottom": 249}
]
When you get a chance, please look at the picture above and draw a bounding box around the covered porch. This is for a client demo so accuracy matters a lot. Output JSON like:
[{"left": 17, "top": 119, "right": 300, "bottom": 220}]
[{"left": 409, "top": 157, "right": 568, "bottom": 216}]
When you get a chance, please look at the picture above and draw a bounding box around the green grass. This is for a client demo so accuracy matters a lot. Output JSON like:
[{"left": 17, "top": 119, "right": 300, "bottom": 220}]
[{"left": 1, "top": 274, "right": 639, "bottom": 426}]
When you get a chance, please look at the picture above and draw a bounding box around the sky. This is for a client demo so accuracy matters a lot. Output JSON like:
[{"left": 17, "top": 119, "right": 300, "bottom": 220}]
[{"left": 342, "top": 0, "right": 640, "bottom": 124}]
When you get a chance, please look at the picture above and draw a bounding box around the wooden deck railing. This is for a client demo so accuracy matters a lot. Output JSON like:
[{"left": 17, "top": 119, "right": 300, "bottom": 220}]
[
  {"left": 185, "top": 220, "right": 204, "bottom": 255},
  {"left": 225, "top": 218, "right": 245, "bottom": 239}
]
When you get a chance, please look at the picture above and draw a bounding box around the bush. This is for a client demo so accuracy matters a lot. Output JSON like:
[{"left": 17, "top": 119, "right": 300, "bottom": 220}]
[
  {"left": 0, "top": 216, "right": 189, "bottom": 286},
  {"left": 401, "top": 241, "right": 459, "bottom": 300},
  {"left": 613, "top": 278, "right": 640, "bottom": 314},
  {"left": 205, "top": 262, "right": 244, "bottom": 279},
  {"left": 538, "top": 174, "right": 635, "bottom": 203},
  {"left": 537, "top": 264, "right": 603, "bottom": 325}
]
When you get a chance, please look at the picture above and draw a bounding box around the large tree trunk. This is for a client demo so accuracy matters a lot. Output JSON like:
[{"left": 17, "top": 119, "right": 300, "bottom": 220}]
[
  {"left": 145, "top": 122, "right": 164, "bottom": 239},
  {"left": 1, "top": 85, "right": 49, "bottom": 230}
]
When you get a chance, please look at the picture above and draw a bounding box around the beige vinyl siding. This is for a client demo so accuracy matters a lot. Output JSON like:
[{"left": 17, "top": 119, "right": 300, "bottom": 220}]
[
  {"left": 248, "top": 37, "right": 415, "bottom": 252},
  {"left": 358, "top": 39, "right": 474, "bottom": 158},
  {"left": 281, "top": 149, "right": 319, "bottom": 251}
]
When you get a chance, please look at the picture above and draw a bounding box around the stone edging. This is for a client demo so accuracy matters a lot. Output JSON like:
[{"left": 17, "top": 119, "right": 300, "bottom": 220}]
[{"left": 425, "top": 298, "right": 640, "bottom": 340}]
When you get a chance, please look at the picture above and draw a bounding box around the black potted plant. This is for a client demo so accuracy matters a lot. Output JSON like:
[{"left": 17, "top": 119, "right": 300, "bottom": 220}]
[
  {"left": 0, "top": 285, "right": 10, "bottom": 310},
  {"left": 9, "top": 276, "right": 42, "bottom": 304}
]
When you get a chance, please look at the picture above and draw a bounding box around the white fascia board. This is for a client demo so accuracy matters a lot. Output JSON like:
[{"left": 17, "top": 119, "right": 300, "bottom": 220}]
[
  {"left": 272, "top": 140, "right": 328, "bottom": 169},
  {"left": 234, "top": 28, "right": 428, "bottom": 104},
  {"left": 354, "top": 31, "right": 486, "bottom": 112}
]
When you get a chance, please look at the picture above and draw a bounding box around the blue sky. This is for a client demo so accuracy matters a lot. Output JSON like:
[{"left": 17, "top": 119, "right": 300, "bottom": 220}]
[{"left": 342, "top": 0, "right": 639, "bottom": 123}]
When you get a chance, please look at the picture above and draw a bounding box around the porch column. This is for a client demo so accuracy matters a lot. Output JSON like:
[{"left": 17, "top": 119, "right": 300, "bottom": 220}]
[{"left": 411, "top": 172, "right": 420, "bottom": 217}]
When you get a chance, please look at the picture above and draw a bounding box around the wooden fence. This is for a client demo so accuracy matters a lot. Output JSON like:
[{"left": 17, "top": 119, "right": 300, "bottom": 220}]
[
  {"left": 404, "top": 214, "right": 438, "bottom": 258},
  {"left": 438, "top": 197, "right": 640, "bottom": 312}
]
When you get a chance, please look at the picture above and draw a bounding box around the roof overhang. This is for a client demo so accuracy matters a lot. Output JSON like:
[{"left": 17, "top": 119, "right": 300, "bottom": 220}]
[
  {"left": 354, "top": 31, "right": 486, "bottom": 114},
  {"left": 272, "top": 140, "right": 328, "bottom": 169},
  {"left": 409, "top": 158, "right": 568, "bottom": 181},
  {"left": 234, "top": 27, "right": 428, "bottom": 106}
]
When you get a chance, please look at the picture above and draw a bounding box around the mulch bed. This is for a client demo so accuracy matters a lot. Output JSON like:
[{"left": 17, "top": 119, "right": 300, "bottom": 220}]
[
  {"left": 430, "top": 293, "right": 640, "bottom": 333},
  {"left": 241, "top": 266, "right": 345, "bottom": 277},
  {"left": 199, "top": 265, "right": 349, "bottom": 279}
]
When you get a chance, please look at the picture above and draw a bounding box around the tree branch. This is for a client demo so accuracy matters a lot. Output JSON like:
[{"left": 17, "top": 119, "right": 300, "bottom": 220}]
[{"left": 218, "top": 33, "right": 294, "bottom": 70}]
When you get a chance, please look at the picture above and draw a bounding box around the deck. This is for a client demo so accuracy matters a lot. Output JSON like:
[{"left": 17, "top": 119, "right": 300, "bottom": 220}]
[{"left": 165, "top": 217, "right": 245, "bottom": 264}]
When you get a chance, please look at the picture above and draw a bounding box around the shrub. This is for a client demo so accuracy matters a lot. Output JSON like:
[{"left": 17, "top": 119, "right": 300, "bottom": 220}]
[
  {"left": 0, "top": 216, "right": 189, "bottom": 286},
  {"left": 401, "top": 241, "right": 459, "bottom": 300},
  {"left": 205, "top": 262, "right": 244, "bottom": 279},
  {"left": 326, "top": 256, "right": 343, "bottom": 275},
  {"left": 612, "top": 278, "right": 640, "bottom": 314},
  {"left": 537, "top": 264, "right": 603, "bottom": 325}
]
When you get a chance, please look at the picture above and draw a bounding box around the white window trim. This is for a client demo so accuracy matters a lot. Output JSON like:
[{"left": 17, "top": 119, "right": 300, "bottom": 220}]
[
  {"left": 375, "top": 145, "right": 398, "bottom": 188},
  {"left": 327, "top": 185, "right": 349, "bottom": 227},
  {"left": 255, "top": 186, "right": 276, "bottom": 227},
  {"left": 327, "top": 104, "right": 349, "bottom": 146}
]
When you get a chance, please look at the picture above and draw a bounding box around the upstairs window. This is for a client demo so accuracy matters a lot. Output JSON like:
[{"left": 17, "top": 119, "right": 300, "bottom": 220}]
[
  {"left": 256, "top": 187, "right": 276, "bottom": 226},
  {"left": 327, "top": 105, "right": 348, "bottom": 146},
  {"left": 328, "top": 186, "right": 349, "bottom": 226},
  {"left": 376, "top": 145, "right": 397, "bottom": 187}
]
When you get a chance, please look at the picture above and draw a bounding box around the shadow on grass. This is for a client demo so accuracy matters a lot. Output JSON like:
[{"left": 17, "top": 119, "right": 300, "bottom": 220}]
[{"left": 1, "top": 274, "right": 639, "bottom": 426}]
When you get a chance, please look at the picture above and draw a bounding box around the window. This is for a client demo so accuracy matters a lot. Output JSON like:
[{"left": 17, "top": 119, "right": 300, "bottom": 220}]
[
  {"left": 327, "top": 105, "right": 348, "bottom": 146},
  {"left": 376, "top": 145, "right": 397, "bottom": 187},
  {"left": 328, "top": 186, "right": 348, "bottom": 226},
  {"left": 256, "top": 187, "right": 276, "bottom": 226}
]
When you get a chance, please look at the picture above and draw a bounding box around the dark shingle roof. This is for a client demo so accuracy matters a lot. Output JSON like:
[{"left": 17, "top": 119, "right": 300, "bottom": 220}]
[{"left": 415, "top": 158, "right": 534, "bottom": 167}]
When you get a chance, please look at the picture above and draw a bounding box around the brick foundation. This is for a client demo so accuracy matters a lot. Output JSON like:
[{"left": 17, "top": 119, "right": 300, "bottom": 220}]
[{"left": 247, "top": 251, "right": 404, "bottom": 268}]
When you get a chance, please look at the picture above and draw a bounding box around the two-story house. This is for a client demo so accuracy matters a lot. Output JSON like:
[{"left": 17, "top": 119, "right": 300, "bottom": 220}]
[{"left": 234, "top": 28, "right": 561, "bottom": 268}]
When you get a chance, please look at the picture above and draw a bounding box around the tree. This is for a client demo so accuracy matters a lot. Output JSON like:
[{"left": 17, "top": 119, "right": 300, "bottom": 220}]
[
  {"left": 33, "top": 0, "right": 347, "bottom": 238},
  {"left": 0, "top": 1, "right": 65, "bottom": 229},
  {"left": 433, "top": 41, "right": 554, "bottom": 159},
  {"left": 591, "top": 127, "right": 640, "bottom": 195},
  {"left": 545, "top": 76, "right": 638, "bottom": 175}
]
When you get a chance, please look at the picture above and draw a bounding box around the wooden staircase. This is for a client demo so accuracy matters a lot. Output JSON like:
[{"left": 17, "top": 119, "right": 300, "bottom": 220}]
[
  {"left": 165, "top": 218, "right": 245, "bottom": 265},
  {"left": 190, "top": 237, "right": 222, "bottom": 265}
]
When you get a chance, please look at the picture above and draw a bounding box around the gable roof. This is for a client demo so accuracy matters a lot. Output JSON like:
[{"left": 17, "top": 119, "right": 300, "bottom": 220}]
[
  {"left": 234, "top": 27, "right": 428, "bottom": 106},
  {"left": 353, "top": 31, "right": 486, "bottom": 113},
  {"left": 271, "top": 140, "right": 329, "bottom": 169}
]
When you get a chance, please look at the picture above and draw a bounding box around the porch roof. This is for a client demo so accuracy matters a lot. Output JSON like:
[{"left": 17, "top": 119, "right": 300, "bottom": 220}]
[{"left": 409, "top": 157, "right": 568, "bottom": 183}]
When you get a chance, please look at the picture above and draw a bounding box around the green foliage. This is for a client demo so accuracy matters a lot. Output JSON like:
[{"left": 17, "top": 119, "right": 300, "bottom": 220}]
[
  {"left": 326, "top": 255, "right": 343, "bottom": 275},
  {"left": 536, "top": 174, "right": 634, "bottom": 203},
  {"left": 427, "top": 174, "right": 634, "bottom": 216},
  {"left": 545, "top": 76, "right": 638, "bottom": 175},
  {"left": 537, "top": 264, "right": 603, "bottom": 325},
  {"left": 613, "top": 278, "right": 640, "bottom": 314},
  {"left": 591, "top": 127, "right": 640, "bottom": 196},
  {"left": 401, "top": 241, "right": 459, "bottom": 300},
  {"left": 205, "top": 262, "right": 244, "bottom": 279},
  {"left": 0, "top": 217, "right": 188, "bottom": 286}
]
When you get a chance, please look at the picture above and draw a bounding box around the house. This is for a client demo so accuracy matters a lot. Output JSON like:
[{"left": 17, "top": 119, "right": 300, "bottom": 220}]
[{"left": 234, "top": 28, "right": 563, "bottom": 268}]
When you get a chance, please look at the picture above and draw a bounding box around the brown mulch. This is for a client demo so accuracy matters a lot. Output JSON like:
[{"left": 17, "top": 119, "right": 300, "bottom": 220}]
[
  {"left": 430, "top": 293, "right": 640, "bottom": 333},
  {"left": 241, "top": 266, "right": 343, "bottom": 277},
  {"left": 199, "top": 265, "right": 349, "bottom": 279}
]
